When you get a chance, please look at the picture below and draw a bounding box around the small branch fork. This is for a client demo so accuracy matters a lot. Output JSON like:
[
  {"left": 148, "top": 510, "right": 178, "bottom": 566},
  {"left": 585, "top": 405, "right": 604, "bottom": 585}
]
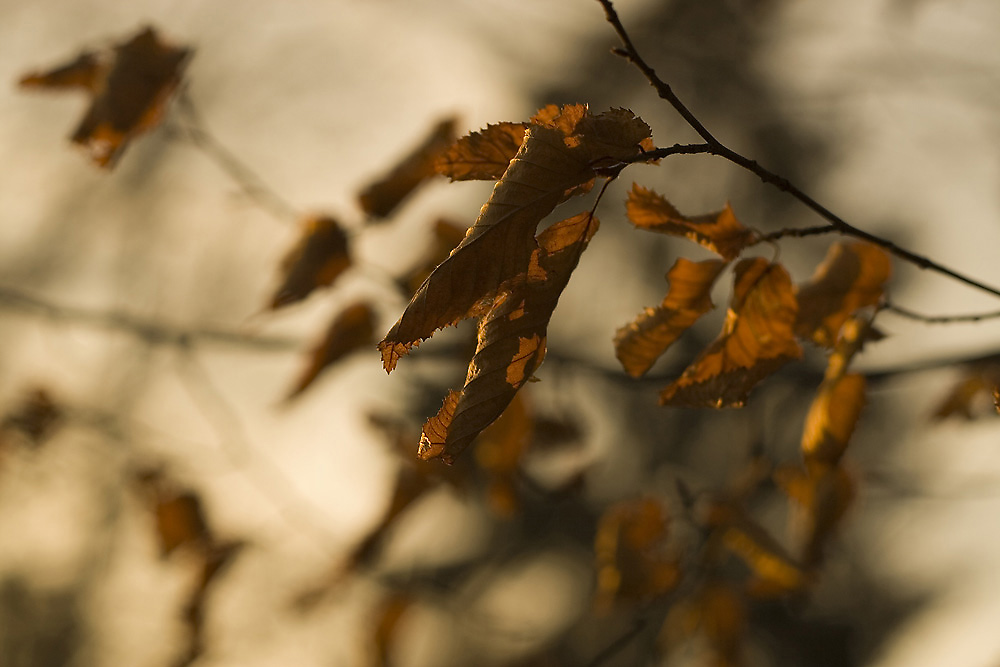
[{"left": 597, "top": 0, "right": 1000, "bottom": 301}]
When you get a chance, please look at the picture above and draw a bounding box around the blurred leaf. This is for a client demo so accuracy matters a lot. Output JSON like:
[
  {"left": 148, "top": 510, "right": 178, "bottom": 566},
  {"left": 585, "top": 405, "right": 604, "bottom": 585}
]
[
  {"left": 474, "top": 392, "right": 533, "bottom": 517},
  {"left": 359, "top": 117, "right": 458, "bottom": 219},
  {"left": 595, "top": 497, "right": 679, "bottom": 611},
  {"left": 379, "top": 104, "right": 652, "bottom": 372},
  {"left": 660, "top": 258, "right": 802, "bottom": 408},
  {"left": 20, "top": 26, "right": 191, "bottom": 168},
  {"left": 932, "top": 362, "right": 1000, "bottom": 420},
  {"left": 625, "top": 184, "right": 757, "bottom": 260},
  {"left": 134, "top": 470, "right": 210, "bottom": 557},
  {"left": 615, "top": 258, "right": 727, "bottom": 377},
  {"left": 269, "top": 215, "right": 351, "bottom": 309},
  {"left": 436, "top": 122, "right": 528, "bottom": 181},
  {"left": 286, "top": 302, "right": 376, "bottom": 400},
  {"left": 418, "top": 212, "right": 599, "bottom": 463},
  {"left": 371, "top": 593, "right": 413, "bottom": 667},
  {"left": 795, "top": 242, "right": 890, "bottom": 347},
  {"left": 0, "top": 387, "right": 63, "bottom": 446},
  {"left": 774, "top": 463, "right": 855, "bottom": 568},
  {"left": 663, "top": 583, "right": 745, "bottom": 666}
]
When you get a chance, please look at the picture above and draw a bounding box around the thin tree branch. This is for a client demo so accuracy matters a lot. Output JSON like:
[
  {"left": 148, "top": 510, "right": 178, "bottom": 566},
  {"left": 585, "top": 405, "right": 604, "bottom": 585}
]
[
  {"left": 174, "top": 90, "right": 301, "bottom": 223},
  {"left": 883, "top": 300, "right": 1000, "bottom": 324},
  {"left": 0, "top": 284, "right": 302, "bottom": 352},
  {"left": 597, "top": 0, "right": 1000, "bottom": 300}
]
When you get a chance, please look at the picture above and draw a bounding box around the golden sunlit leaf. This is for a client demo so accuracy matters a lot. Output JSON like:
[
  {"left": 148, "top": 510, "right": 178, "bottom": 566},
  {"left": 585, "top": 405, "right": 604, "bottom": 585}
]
[
  {"left": 615, "top": 258, "right": 727, "bottom": 377},
  {"left": 286, "top": 302, "right": 376, "bottom": 400},
  {"left": 435, "top": 122, "right": 528, "bottom": 181},
  {"left": 795, "top": 242, "right": 891, "bottom": 347},
  {"left": 269, "top": 215, "right": 351, "bottom": 309},
  {"left": 660, "top": 258, "right": 802, "bottom": 408},
  {"left": 418, "top": 212, "right": 599, "bottom": 463},
  {"left": 720, "top": 523, "right": 807, "bottom": 597},
  {"left": 380, "top": 105, "right": 651, "bottom": 373},
  {"left": 358, "top": 117, "right": 458, "bottom": 219},
  {"left": 20, "top": 26, "right": 191, "bottom": 168},
  {"left": 626, "top": 184, "right": 758, "bottom": 260},
  {"left": 801, "top": 374, "right": 866, "bottom": 467},
  {"left": 595, "top": 497, "right": 678, "bottom": 611}
]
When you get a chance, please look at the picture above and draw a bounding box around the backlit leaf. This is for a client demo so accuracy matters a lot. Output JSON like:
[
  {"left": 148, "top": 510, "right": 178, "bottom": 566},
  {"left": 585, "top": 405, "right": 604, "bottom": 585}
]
[
  {"left": 358, "top": 117, "right": 457, "bottom": 219},
  {"left": 20, "top": 26, "right": 191, "bottom": 168},
  {"left": 720, "top": 522, "right": 807, "bottom": 596},
  {"left": 269, "top": 215, "right": 351, "bottom": 309},
  {"left": 286, "top": 302, "right": 376, "bottom": 400},
  {"left": 626, "top": 184, "right": 758, "bottom": 260},
  {"left": 614, "top": 258, "right": 727, "bottom": 377},
  {"left": 435, "top": 122, "right": 528, "bottom": 181},
  {"left": 418, "top": 212, "right": 599, "bottom": 463},
  {"left": 774, "top": 463, "right": 855, "bottom": 567},
  {"left": 660, "top": 258, "right": 802, "bottom": 408},
  {"left": 795, "top": 242, "right": 890, "bottom": 347},
  {"left": 801, "top": 374, "right": 866, "bottom": 467},
  {"left": 379, "top": 105, "right": 651, "bottom": 372},
  {"left": 931, "top": 362, "right": 1000, "bottom": 420}
]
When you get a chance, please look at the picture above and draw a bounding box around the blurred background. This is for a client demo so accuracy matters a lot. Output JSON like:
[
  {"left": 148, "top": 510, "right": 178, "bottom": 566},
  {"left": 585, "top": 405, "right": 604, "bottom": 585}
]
[{"left": 3, "top": 0, "right": 1000, "bottom": 666}]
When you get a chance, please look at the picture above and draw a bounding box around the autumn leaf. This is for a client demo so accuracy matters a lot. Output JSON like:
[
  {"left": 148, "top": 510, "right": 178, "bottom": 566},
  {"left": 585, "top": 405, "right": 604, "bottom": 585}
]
[
  {"left": 720, "top": 522, "right": 807, "bottom": 597},
  {"left": 358, "top": 117, "right": 457, "bottom": 219},
  {"left": 625, "top": 184, "right": 758, "bottom": 260},
  {"left": 660, "top": 258, "right": 802, "bottom": 408},
  {"left": 379, "top": 104, "right": 651, "bottom": 372},
  {"left": 774, "top": 463, "right": 855, "bottom": 568},
  {"left": 399, "top": 218, "right": 468, "bottom": 295},
  {"left": 20, "top": 26, "right": 191, "bottom": 168},
  {"left": 473, "top": 392, "right": 533, "bottom": 517},
  {"left": 0, "top": 388, "right": 63, "bottom": 446},
  {"left": 435, "top": 122, "right": 528, "bottom": 181},
  {"left": 615, "top": 258, "right": 727, "bottom": 378},
  {"left": 931, "top": 362, "right": 1000, "bottom": 420},
  {"left": 795, "top": 242, "right": 891, "bottom": 347},
  {"left": 286, "top": 302, "right": 376, "bottom": 399},
  {"left": 594, "top": 497, "right": 679, "bottom": 611},
  {"left": 663, "top": 583, "right": 745, "bottom": 667},
  {"left": 418, "top": 212, "right": 599, "bottom": 463},
  {"left": 269, "top": 215, "right": 351, "bottom": 309}
]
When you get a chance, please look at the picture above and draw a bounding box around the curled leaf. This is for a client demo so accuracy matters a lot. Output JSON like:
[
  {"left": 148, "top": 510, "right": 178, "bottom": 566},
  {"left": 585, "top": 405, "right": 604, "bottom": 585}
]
[
  {"left": 626, "top": 184, "right": 757, "bottom": 260},
  {"left": 660, "top": 258, "right": 802, "bottom": 408},
  {"left": 286, "top": 302, "right": 376, "bottom": 400},
  {"left": 795, "top": 242, "right": 891, "bottom": 347},
  {"left": 435, "top": 122, "right": 528, "bottom": 181},
  {"left": 418, "top": 212, "right": 599, "bottom": 463},
  {"left": 269, "top": 215, "right": 351, "bottom": 309},
  {"left": 358, "top": 117, "right": 457, "bottom": 219},
  {"left": 379, "top": 105, "right": 651, "bottom": 372},
  {"left": 614, "top": 258, "right": 727, "bottom": 377},
  {"left": 20, "top": 26, "right": 191, "bottom": 168}
]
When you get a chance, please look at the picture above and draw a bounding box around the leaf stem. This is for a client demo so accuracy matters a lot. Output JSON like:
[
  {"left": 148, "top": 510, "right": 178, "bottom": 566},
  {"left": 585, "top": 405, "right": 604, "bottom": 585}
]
[{"left": 597, "top": 0, "right": 1000, "bottom": 300}]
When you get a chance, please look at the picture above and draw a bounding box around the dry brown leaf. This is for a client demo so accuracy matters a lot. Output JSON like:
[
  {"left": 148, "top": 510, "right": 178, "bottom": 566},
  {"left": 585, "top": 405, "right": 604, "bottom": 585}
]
[
  {"left": 358, "top": 117, "right": 457, "bottom": 219},
  {"left": 379, "top": 104, "right": 651, "bottom": 373},
  {"left": 795, "top": 242, "right": 891, "bottom": 347},
  {"left": 663, "top": 583, "right": 745, "bottom": 666},
  {"left": 801, "top": 374, "right": 866, "bottom": 467},
  {"left": 614, "top": 258, "right": 727, "bottom": 378},
  {"left": 594, "top": 497, "right": 678, "bottom": 611},
  {"left": 473, "top": 392, "right": 533, "bottom": 517},
  {"left": 660, "top": 258, "right": 802, "bottom": 408},
  {"left": 720, "top": 522, "right": 807, "bottom": 597},
  {"left": 269, "top": 215, "right": 351, "bottom": 309},
  {"left": 20, "top": 26, "right": 191, "bottom": 168},
  {"left": 774, "top": 463, "right": 855, "bottom": 568},
  {"left": 931, "top": 362, "right": 1000, "bottom": 420},
  {"left": 418, "top": 212, "right": 599, "bottom": 463},
  {"left": 286, "top": 302, "right": 376, "bottom": 400},
  {"left": 626, "top": 184, "right": 758, "bottom": 260},
  {"left": 400, "top": 218, "right": 469, "bottom": 295},
  {"left": 435, "top": 122, "right": 528, "bottom": 181}
]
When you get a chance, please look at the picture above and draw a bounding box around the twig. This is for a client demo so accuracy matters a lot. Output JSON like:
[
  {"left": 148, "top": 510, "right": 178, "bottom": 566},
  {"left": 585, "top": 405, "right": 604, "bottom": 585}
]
[
  {"left": 883, "top": 300, "right": 1000, "bottom": 324},
  {"left": 0, "top": 284, "right": 302, "bottom": 352},
  {"left": 597, "top": 0, "right": 1000, "bottom": 300},
  {"left": 174, "top": 90, "right": 300, "bottom": 223}
]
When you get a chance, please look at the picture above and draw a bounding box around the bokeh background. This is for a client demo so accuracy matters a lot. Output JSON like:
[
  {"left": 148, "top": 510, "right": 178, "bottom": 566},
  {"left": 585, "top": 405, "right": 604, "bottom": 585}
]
[{"left": 3, "top": 1, "right": 1000, "bottom": 666}]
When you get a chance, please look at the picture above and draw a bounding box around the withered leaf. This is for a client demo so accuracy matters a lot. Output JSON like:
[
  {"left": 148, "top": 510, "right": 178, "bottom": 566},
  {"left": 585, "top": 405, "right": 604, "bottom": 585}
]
[
  {"left": 399, "top": 218, "right": 468, "bottom": 295},
  {"left": 626, "top": 184, "right": 758, "bottom": 260},
  {"left": 663, "top": 583, "right": 745, "bottom": 665},
  {"left": 594, "top": 497, "right": 678, "bottom": 610},
  {"left": 801, "top": 374, "right": 865, "bottom": 467},
  {"left": 931, "top": 362, "right": 1000, "bottom": 420},
  {"left": 270, "top": 215, "right": 351, "bottom": 309},
  {"left": 134, "top": 470, "right": 210, "bottom": 557},
  {"left": 20, "top": 26, "right": 191, "bottom": 168},
  {"left": 795, "top": 242, "right": 890, "bottom": 347},
  {"left": 418, "top": 212, "right": 599, "bottom": 463},
  {"left": 720, "top": 522, "right": 807, "bottom": 597},
  {"left": 660, "top": 258, "right": 802, "bottom": 408},
  {"left": 379, "top": 104, "right": 651, "bottom": 372},
  {"left": 435, "top": 122, "right": 528, "bottom": 181},
  {"left": 286, "top": 302, "right": 376, "bottom": 399},
  {"left": 358, "top": 117, "right": 457, "bottom": 219},
  {"left": 614, "top": 258, "right": 727, "bottom": 378}
]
